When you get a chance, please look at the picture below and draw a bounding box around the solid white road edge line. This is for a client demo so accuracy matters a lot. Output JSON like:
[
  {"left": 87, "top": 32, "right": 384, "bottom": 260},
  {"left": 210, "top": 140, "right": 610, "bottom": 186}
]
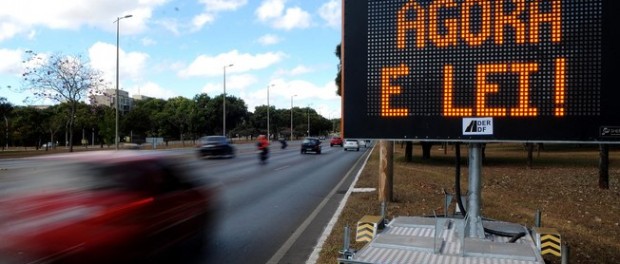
[
  {"left": 305, "top": 146, "right": 374, "bottom": 264},
  {"left": 266, "top": 147, "right": 374, "bottom": 264}
]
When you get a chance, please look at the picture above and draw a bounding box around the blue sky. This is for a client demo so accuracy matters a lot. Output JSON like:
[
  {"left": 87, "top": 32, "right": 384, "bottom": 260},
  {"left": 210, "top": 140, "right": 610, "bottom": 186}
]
[{"left": 0, "top": 0, "right": 342, "bottom": 118}]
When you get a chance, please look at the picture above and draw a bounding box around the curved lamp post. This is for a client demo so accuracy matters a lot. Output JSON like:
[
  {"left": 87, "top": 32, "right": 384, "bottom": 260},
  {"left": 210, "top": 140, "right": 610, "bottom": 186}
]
[
  {"left": 290, "top": 95, "right": 297, "bottom": 141},
  {"left": 267, "top": 83, "right": 274, "bottom": 142},
  {"left": 223, "top": 64, "right": 233, "bottom": 137},
  {"left": 114, "top": 14, "right": 132, "bottom": 150}
]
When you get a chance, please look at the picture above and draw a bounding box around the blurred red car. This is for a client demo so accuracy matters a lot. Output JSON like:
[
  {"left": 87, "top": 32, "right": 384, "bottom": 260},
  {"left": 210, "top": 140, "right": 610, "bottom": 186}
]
[
  {"left": 330, "top": 136, "right": 343, "bottom": 147},
  {"left": 0, "top": 151, "right": 218, "bottom": 264}
]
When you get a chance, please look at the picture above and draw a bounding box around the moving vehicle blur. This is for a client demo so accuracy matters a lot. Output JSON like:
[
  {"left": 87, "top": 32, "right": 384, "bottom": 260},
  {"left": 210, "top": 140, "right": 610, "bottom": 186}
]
[
  {"left": 301, "top": 137, "right": 322, "bottom": 154},
  {"left": 41, "top": 142, "right": 57, "bottom": 148},
  {"left": 358, "top": 140, "right": 367, "bottom": 148},
  {"left": 343, "top": 139, "right": 360, "bottom": 151},
  {"left": 197, "top": 135, "right": 235, "bottom": 159},
  {"left": 330, "top": 136, "right": 343, "bottom": 147},
  {"left": 0, "top": 151, "right": 219, "bottom": 264},
  {"left": 257, "top": 135, "right": 269, "bottom": 164}
]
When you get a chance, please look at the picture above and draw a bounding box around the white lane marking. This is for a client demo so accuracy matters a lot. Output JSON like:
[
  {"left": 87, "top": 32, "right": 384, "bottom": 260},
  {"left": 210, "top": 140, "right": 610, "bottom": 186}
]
[
  {"left": 266, "top": 147, "right": 374, "bottom": 264},
  {"left": 352, "top": 187, "right": 376, "bottom": 193},
  {"left": 305, "top": 146, "right": 374, "bottom": 264},
  {"left": 274, "top": 166, "right": 290, "bottom": 171}
]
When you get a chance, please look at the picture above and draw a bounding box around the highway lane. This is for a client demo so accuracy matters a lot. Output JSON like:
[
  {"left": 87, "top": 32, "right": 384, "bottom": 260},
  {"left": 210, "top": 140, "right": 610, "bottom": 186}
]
[
  {"left": 187, "top": 142, "right": 370, "bottom": 263},
  {"left": 0, "top": 141, "right": 372, "bottom": 264}
]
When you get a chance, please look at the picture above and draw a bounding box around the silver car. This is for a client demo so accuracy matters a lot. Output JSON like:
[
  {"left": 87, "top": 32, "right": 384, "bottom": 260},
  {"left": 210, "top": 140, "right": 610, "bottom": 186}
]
[{"left": 343, "top": 139, "right": 359, "bottom": 151}]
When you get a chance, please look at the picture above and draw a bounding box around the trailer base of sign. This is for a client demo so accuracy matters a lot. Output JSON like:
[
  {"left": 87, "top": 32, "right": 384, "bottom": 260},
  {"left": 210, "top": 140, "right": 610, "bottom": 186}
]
[{"left": 339, "top": 216, "right": 545, "bottom": 264}]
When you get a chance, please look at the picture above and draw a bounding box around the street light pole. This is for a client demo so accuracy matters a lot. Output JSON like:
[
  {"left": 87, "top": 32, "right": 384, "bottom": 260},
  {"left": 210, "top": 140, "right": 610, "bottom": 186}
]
[
  {"left": 114, "top": 14, "right": 132, "bottom": 150},
  {"left": 290, "top": 95, "right": 297, "bottom": 141},
  {"left": 267, "top": 84, "right": 274, "bottom": 142},
  {"left": 223, "top": 64, "right": 233, "bottom": 137}
]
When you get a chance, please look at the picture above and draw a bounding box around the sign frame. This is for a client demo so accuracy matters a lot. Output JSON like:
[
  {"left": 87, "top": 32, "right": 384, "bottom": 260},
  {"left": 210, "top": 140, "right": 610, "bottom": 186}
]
[{"left": 342, "top": 0, "right": 620, "bottom": 143}]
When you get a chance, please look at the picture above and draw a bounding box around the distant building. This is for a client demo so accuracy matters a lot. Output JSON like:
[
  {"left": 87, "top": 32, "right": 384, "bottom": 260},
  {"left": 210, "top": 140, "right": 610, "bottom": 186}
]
[
  {"left": 30, "top": 105, "right": 52, "bottom": 110},
  {"left": 92, "top": 89, "right": 159, "bottom": 112},
  {"left": 92, "top": 89, "right": 132, "bottom": 113},
  {"left": 132, "top": 94, "right": 153, "bottom": 101}
]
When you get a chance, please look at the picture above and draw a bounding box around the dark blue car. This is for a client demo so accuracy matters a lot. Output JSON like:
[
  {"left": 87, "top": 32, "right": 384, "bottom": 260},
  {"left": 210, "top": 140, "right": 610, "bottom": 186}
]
[{"left": 197, "top": 136, "right": 235, "bottom": 159}]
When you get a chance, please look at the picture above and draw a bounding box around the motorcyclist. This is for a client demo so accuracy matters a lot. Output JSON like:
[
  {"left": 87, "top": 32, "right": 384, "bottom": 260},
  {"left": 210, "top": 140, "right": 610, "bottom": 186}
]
[{"left": 257, "top": 135, "right": 269, "bottom": 163}]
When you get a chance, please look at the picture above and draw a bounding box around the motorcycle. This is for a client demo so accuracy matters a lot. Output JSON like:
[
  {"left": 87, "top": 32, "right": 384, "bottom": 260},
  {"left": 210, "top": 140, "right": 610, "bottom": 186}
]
[
  {"left": 259, "top": 147, "right": 269, "bottom": 164},
  {"left": 280, "top": 139, "right": 288, "bottom": 149}
]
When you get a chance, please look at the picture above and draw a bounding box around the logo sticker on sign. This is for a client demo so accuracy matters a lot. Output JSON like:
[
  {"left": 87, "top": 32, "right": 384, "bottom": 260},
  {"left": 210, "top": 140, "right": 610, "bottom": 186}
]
[{"left": 463, "top": 118, "right": 494, "bottom": 135}]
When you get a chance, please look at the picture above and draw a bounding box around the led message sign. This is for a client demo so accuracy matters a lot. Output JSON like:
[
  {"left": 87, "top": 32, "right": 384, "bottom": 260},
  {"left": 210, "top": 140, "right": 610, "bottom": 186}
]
[{"left": 342, "top": 0, "right": 619, "bottom": 142}]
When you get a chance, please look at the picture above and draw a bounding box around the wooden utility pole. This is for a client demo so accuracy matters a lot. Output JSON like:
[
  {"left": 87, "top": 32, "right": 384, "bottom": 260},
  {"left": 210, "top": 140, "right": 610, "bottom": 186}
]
[{"left": 379, "top": 140, "right": 393, "bottom": 202}]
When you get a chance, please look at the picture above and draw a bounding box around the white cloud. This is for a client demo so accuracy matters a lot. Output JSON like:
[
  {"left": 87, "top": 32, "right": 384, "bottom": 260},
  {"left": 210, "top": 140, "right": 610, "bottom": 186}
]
[
  {"left": 0, "top": 22, "right": 21, "bottom": 42},
  {"left": 128, "top": 81, "right": 177, "bottom": 100},
  {"left": 274, "top": 7, "right": 311, "bottom": 30},
  {"left": 0, "top": 49, "right": 24, "bottom": 75},
  {"left": 0, "top": 0, "right": 161, "bottom": 41},
  {"left": 201, "top": 73, "right": 258, "bottom": 96},
  {"left": 88, "top": 42, "right": 150, "bottom": 84},
  {"left": 290, "top": 65, "right": 313, "bottom": 75},
  {"left": 318, "top": 0, "right": 341, "bottom": 29},
  {"left": 156, "top": 18, "right": 181, "bottom": 36},
  {"left": 179, "top": 49, "right": 286, "bottom": 77},
  {"left": 257, "top": 34, "right": 281, "bottom": 45},
  {"left": 191, "top": 0, "right": 248, "bottom": 31},
  {"left": 200, "top": 0, "right": 248, "bottom": 12},
  {"left": 243, "top": 78, "right": 340, "bottom": 116},
  {"left": 275, "top": 65, "right": 313, "bottom": 76},
  {"left": 141, "top": 37, "right": 156, "bottom": 46},
  {"left": 256, "top": 0, "right": 311, "bottom": 30},
  {"left": 192, "top": 13, "right": 215, "bottom": 29},
  {"left": 256, "top": 0, "right": 285, "bottom": 21}
]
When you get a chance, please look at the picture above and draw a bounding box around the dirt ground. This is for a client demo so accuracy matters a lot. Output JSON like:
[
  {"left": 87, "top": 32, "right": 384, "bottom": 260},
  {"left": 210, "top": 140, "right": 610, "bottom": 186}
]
[{"left": 316, "top": 143, "right": 620, "bottom": 264}]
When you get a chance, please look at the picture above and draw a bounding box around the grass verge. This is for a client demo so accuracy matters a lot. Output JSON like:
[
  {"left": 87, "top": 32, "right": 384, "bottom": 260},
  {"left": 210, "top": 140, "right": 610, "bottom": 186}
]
[{"left": 316, "top": 143, "right": 620, "bottom": 264}]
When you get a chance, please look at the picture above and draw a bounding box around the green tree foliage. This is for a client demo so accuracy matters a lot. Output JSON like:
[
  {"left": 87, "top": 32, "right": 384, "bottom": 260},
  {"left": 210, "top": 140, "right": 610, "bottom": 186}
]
[
  {"left": 40, "top": 105, "right": 64, "bottom": 150},
  {"left": 192, "top": 93, "right": 211, "bottom": 137},
  {"left": 204, "top": 94, "right": 248, "bottom": 137},
  {"left": 123, "top": 98, "right": 166, "bottom": 143},
  {"left": 162, "top": 97, "right": 195, "bottom": 146},
  {"left": 11, "top": 106, "right": 46, "bottom": 149},
  {"left": 0, "top": 97, "right": 13, "bottom": 150},
  {"left": 2, "top": 91, "right": 337, "bottom": 148},
  {"left": 335, "top": 43, "right": 342, "bottom": 96}
]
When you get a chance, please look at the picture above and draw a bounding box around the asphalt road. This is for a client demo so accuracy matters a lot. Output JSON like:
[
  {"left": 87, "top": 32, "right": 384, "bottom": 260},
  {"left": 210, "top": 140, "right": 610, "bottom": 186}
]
[
  {"left": 187, "top": 141, "right": 371, "bottom": 264},
  {"left": 0, "top": 141, "right": 372, "bottom": 264}
]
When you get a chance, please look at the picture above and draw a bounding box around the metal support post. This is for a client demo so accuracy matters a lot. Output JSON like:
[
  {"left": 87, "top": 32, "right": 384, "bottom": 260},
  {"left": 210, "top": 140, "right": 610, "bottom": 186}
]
[
  {"left": 467, "top": 143, "right": 485, "bottom": 238},
  {"left": 535, "top": 209, "right": 542, "bottom": 227},
  {"left": 340, "top": 225, "right": 353, "bottom": 259}
]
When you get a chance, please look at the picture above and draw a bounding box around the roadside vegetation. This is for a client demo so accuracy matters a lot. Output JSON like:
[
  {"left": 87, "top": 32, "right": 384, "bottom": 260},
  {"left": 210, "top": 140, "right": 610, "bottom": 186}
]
[{"left": 317, "top": 143, "right": 620, "bottom": 264}]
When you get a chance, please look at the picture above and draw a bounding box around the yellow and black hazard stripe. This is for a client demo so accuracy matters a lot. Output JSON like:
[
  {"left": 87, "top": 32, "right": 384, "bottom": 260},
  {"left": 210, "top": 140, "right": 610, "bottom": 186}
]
[
  {"left": 540, "top": 233, "right": 561, "bottom": 257},
  {"left": 356, "top": 215, "right": 384, "bottom": 242},
  {"left": 534, "top": 227, "right": 562, "bottom": 257},
  {"left": 356, "top": 223, "right": 375, "bottom": 242}
]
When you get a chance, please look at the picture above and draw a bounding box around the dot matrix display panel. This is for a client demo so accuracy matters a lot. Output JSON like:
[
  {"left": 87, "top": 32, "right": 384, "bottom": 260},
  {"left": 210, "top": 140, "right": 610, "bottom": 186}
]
[{"left": 343, "top": 0, "right": 619, "bottom": 142}]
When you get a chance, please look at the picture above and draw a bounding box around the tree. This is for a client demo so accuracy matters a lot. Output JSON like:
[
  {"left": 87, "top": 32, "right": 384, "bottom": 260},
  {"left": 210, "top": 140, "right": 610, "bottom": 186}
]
[
  {"left": 335, "top": 43, "right": 342, "bottom": 96},
  {"left": 0, "top": 97, "right": 13, "bottom": 150},
  {"left": 41, "top": 105, "right": 64, "bottom": 150},
  {"left": 192, "top": 93, "right": 211, "bottom": 138},
  {"left": 205, "top": 95, "right": 249, "bottom": 137},
  {"left": 11, "top": 106, "right": 46, "bottom": 149},
  {"left": 20, "top": 51, "right": 105, "bottom": 152},
  {"left": 162, "top": 97, "right": 195, "bottom": 146}
]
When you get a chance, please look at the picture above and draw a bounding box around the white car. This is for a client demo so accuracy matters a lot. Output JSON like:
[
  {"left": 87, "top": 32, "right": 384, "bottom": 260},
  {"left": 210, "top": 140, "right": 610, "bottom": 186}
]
[
  {"left": 343, "top": 139, "right": 359, "bottom": 151},
  {"left": 358, "top": 140, "right": 367, "bottom": 148}
]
